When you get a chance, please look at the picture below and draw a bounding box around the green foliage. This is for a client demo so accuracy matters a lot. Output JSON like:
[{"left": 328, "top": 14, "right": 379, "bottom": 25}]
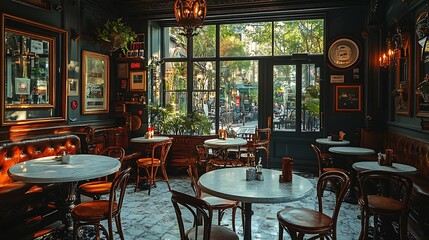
[
  {"left": 148, "top": 104, "right": 211, "bottom": 136},
  {"left": 303, "top": 85, "right": 320, "bottom": 117},
  {"left": 96, "top": 18, "right": 136, "bottom": 54}
]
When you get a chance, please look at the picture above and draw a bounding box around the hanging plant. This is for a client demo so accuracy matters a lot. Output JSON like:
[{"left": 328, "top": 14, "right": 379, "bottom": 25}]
[{"left": 96, "top": 18, "right": 137, "bottom": 55}]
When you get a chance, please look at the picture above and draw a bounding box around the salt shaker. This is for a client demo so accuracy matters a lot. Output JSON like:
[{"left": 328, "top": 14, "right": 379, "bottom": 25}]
[{"left": 61, "top": 151, "right": 70, "bottom": 164}]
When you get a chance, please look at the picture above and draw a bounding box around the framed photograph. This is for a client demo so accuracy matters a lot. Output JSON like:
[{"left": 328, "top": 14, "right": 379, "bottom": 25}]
[
  {"left": 328, "top": 37, "right": 360, "bottom": 69},
  {"left": 67, "top": 78, "right": 79, "bottom": 96},
  {"left": 12, "top": 0, "right": 51, "bottom": 10},
  {"left": 130, "top": 71, "right": 146, "bottom": 91},
  {"left": 117, "top": 63, "right": 129, "bottom": 78},
  {"left": 81, "top": 50, "right": 109, "bottom": 114},
  {"left": 335, "top": 85, "right": 361, "bottom": 112},
  {"left": 15, "top": 78, "right": 31, "bottom": 95}
]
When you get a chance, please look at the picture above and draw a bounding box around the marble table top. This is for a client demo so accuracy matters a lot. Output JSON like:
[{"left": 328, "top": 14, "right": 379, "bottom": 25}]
[
  {"left": 198, "top": 168, "right": 314, "bottom": 203},
  {"left": 316, "top": 138, "right": 350, "bottom": 146},
  {"left": 329, "top": 146, "right": 375, "bottom": 156},
  {"left": 352, "top": 161, "right": 417, "bottom": 174},
  {"left": 204, "top": 138, "right": 247, "bottom": 147},
  {"left": 130, "top": 136, "right": 170, "bottom": 143},
  {"left": 8, "top": 154, "right": 121, "bottom": 184}
]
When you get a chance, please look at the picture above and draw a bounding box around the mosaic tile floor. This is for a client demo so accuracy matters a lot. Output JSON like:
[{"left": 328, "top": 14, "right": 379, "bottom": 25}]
[{"left": 38, "top": 172, "right": 417, "bottom": 240}]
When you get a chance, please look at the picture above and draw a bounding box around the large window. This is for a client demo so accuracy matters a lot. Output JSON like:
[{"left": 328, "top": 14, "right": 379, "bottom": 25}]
[{"left": 160, "top": 18, "right": 324, "bottom": 135}]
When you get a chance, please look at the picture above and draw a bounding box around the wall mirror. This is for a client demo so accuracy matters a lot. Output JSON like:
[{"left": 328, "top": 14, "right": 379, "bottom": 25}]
[
  {"left": 1, "top": 14, "right": 67, "bottom": 125},
  {"left": 416, "top": 11, "right": 429, "bottom": 118}
]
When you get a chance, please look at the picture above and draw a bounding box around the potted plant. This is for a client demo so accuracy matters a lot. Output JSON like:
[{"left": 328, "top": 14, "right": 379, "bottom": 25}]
[
  {"left": 417, "top": 74, "right": 429, "bottom": 102},
  {"left": 96, "top": 18, "right": 137, "bottom": 55}
]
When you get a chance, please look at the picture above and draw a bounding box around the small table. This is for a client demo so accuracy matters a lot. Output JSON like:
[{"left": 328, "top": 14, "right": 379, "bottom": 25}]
[
  {"left": 198, "top": 168, "right": 313, "bottom": 240},
  {"left": 352, "top": 161, "right": 417, "bottom": 174},
  {"left": 204, "top": 137, "right": 247, "bottom": 147},
  {"left": 8, "top": 154, "right": 120, "bottom": 235},
  {"left": 329, "top": 147, "right": 375, "bottom": 203},
  {"left": 316, "top": 138, "right": 350, "bottom": 146},
  {"left": 130, "top": 135, "right": 170, "bottom": 143}
]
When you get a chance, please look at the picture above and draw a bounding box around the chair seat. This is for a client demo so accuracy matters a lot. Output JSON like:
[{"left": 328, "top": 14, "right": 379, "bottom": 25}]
[
  {"left": 277, "top": 207, "right": 333, "bottom": 231},
  {"left": 201, "top": 195, "right": 238, "bottom": 209},
  {"left": 358, "top": 195, "right": 403, "bottom": 213},
  {"left": 137, "top": 158, "right": 161, "bottom": 167},
  {"left": 71, "top": 200, "right": 118, "bottom": 221},
  {"left": 79, "top": 181, "right": 111, "bottom": 196},
  {"left": 186, "top": 225, "right": 239, "bottom": 240}
]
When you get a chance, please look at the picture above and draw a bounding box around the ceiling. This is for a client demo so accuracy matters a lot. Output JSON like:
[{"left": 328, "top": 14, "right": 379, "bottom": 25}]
[{"left": 89, "top": 0, "right": 370, "bottom": 20}]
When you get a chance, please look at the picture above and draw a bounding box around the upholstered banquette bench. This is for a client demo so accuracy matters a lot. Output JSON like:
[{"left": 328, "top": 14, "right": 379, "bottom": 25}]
[
  {"left": 383, "top": 131, "right": 429, "bottom": 236},
  {"left": 0, "top": 134, "right": 81, "bottom": 238}
]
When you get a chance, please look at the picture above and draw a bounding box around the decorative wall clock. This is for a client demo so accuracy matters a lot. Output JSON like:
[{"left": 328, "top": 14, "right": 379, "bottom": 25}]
[{"left": 328, "top": 38, "right": 360, "bottom": 69}]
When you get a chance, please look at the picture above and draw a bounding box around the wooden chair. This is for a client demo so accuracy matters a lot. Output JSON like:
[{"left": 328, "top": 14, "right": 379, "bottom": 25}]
[
  {"left": 311, "top": 144, "right": 345, "bottom": 176},
  {"left": 277, "top": 171, "right": 350, "bottom": 240},
  {"left": 171, "top": 190, "right": 239, "bottom": 240},
  {"left": 254, "top": 128, "right": 271, "bottom": 167},
  {"left": 188, "top": 153, "right": 240, "bottom": 232},
  {"left": 78, "top": 146, "right": 126, "bottom": 200},
  {"left": 72, "top": 167, "right": 131, "bottom": 240},
  {"left": 357, "top": 170, "right": 413, "bottom": 240},
  {"left": 135, "top": 139, "right": 172, "bottom": 194}
]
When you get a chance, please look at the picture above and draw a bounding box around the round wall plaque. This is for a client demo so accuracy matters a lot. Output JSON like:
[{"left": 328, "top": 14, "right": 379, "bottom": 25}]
[{"left": 328, "top": 38, "right": 360, "bottom": 69}]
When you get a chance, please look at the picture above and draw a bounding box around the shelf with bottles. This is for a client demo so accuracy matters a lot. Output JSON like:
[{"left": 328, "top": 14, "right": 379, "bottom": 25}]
[{"left": 126, "top": 34, "right": 145, "bottom": 58}]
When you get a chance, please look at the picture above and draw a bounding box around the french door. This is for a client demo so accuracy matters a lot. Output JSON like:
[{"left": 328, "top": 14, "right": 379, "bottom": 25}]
[{"left": 261, "top": 56, "right": 326, "bottom": 170}]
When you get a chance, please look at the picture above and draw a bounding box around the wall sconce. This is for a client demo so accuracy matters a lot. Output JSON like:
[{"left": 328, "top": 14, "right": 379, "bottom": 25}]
[
  {"left": 379, "top": 53, "right": 389, "bottom": 68},
  {"left": 380, "top": 27, "right": 405, "bottom": 68}
]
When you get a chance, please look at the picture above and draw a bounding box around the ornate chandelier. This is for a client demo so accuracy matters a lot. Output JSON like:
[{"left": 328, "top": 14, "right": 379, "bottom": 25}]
[{"left": 174, "top": 0, "right": 207, "bottom": 38}]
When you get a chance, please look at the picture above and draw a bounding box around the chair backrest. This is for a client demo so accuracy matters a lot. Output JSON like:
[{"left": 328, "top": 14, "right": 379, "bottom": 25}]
[
  {"left": 108, "top": 167, "right": 131, "bottom": 220},
  {"left": 357, "top": 170, "right": 413, "bottom": 212},
  {"left": 150, "top": 139, "right": 173, "bottom": 163},
  {"left": 316, "top": 171, "right": 350, "bottom": 229},
  {"left": 255, "top": 128, "right": 271, "bottom": 145},
  {"left": 311, "top": 144, "right": 324, "bottom": 177},
  {"left": 98, "top": 146, "right": 126, "bottom": 179},
  {"left": 171, "top": 190, "right": 213, "bottom": 240}
]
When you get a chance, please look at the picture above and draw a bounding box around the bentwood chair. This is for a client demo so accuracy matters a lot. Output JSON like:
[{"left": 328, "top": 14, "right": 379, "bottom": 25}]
[
  {"left": 78, "top": 146, "right": 126, "bottom": 200},
  {"left": 72, "top": 167, "right": 131, "bottom": 240},
  {"left": 311, "top": 144, "right": 345, "bottom": 177},
  {"left": 357, "top": 170, "right": 413, "bottom": 240},
  {"left": 277, "top": 171, "right": 350, "bottom": 240},
  {"left": 135, "top": 139, "right": 172, "bottom": 194},
  {"left": 187, "top": 155, "right": 240, "bottom": 232},
  {"left": 171, "top": 190, "right": 239, "bottom": 240},
  {"left": 254, "top": 128, "right": 271, "bottom": 167}
]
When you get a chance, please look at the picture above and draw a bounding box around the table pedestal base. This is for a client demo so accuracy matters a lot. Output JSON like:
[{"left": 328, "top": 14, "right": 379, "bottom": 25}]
[
  {"left": 243, "top": 202, "right": 252, "bottom": 240},
  {"left": 60, "top": 182, "right": 78, "bottom": 238}
]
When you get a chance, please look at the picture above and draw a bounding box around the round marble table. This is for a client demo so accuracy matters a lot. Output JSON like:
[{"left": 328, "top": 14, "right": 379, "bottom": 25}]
[
  {"left": 316, "top": 138, "right": 350, "bottom": 146},
  {"left": 198, "top": 168, "right": 313, "bottom": 240},
  {"left": 130, "top": 135, "right": 170, "bottom": 143},
  {"left": 8, "top": 154, "right": 120, "bottom": 235},
  {"left": 352, "top": 161, "right": 417, "bottom": 174},
  {"left": 204, "top": 137, "right": 247, "bottom": 147},
  {"left": 329, "top": 146, "right": 375, "bottom": 155}
]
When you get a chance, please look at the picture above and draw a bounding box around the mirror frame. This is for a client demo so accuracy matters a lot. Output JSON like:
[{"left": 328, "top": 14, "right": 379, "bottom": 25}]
[{"left": 1, "top": 13, "right": 67, "bottom": 125}]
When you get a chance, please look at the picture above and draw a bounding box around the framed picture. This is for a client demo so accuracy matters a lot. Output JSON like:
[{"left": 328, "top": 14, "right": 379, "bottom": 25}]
[
  {"left": 12, "top": 0, "right": 51, "bottom": 11},
  {"left": 130, "top": 71, "right": 146, "bottom": 91},
  {"left": 81, "top": 50, "right": 109, "bottom": 114},
  {"left": 328, "top": 37, "right": 360, "bottom": 69},
  {"left": 15, "top": 78, "right": 31, "bottom": 95},
  {"left": 117, "top": 63, "right": 129, "bottom": 78},
  {"left": 335, "top": 85, "right": 361, "bottom": 111},
  {"left": 67, "top": 78, "right": 79, "bottom": 96}
]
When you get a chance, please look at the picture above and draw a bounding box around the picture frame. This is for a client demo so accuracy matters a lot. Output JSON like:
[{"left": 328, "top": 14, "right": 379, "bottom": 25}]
[
  {"left": 335, "top": 85, "right": 361, "bottom": 111},
  {"left": 12, "top": 0, "right": 51, "bottom": 11},
  {"left": 328, "top": 37, "right": 360, "bottom": 69},
  {"left": 15, "top": 77, "right": 30, "bottom": 95},
  {"left": 130, "top": 71, "right": 146, "bottom": 91},
  {"left": 117, "top": 63, "right": 129, "bottom": 78},
  {"left": 67, "top": 78, "right": 79, "bottom": 96},
  {"left": 81, "top": 50, "right": 109, "bottom": 114}
]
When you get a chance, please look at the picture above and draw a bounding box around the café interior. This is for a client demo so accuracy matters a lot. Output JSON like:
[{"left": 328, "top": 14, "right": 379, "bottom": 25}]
[{"left": 1, "top": 0, "right": 429, "bottom": 239}]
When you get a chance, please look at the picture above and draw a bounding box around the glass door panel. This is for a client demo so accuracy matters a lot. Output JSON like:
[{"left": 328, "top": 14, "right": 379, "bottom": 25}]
[{"left": 273, "top": 64, "right": 296, "bottom": 132}]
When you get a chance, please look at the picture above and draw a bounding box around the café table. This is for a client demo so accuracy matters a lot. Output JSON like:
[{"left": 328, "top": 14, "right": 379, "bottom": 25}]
[
  {"left": 8, "top": 154, "right": 121, "bottom": 236},
  {"left": 204, "top": 137, "right": 248, "bottom": 165},
  {"left": 198, "top": 168, "right": 314, "bottom": 240},
  {"left": 130, "top": 135, "right": 170, "bottom": 144},
  {"left": 352, "top": 161, "right": 417, "bottom": 174},
  {"left": 329, "top": 146, "right": 376, "bottom": 203},
  {"left": 316, "top": 138, "right": 350, "bottom": 146}
]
